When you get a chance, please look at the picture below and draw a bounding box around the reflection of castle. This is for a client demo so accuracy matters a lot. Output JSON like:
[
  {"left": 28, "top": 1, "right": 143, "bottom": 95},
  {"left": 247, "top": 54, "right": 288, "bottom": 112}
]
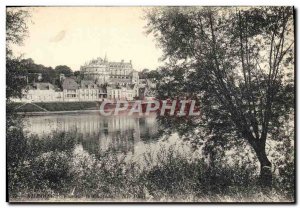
[{"left": 24, "top": 113, "right": 158, "bottom": 154}]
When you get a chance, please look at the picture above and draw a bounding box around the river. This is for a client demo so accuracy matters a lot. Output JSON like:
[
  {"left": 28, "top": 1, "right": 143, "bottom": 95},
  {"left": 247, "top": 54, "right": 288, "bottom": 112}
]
[{"left": 23, "top": 112, "right": 168, "bottom": 155}]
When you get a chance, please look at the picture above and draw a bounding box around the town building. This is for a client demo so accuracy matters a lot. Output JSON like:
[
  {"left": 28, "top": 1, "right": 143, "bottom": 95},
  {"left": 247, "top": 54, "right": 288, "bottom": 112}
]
[
  {"left": 62, "top": 77, "right": 79, "bottom": 101},
  {"left": 60, "top": 78, "right": 108, "bottom": 102},
  {"left": 13, "top": 82, "right": 63, "bottom": 103},
  {"left": 78, "top": 80, "right": 107, "bottom": 101},
  {"left": 107, "top": 84, "right": 138, "bottom": 101}
]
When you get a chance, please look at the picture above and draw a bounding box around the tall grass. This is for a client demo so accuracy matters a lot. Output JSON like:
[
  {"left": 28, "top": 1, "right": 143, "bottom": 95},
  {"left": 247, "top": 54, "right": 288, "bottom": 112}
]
[{"left": 7, "top": 129, "right": 294, "bottom": 202}]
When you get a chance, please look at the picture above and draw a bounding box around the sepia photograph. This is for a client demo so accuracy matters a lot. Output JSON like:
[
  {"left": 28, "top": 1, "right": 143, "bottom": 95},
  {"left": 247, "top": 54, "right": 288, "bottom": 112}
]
[{"left": 5, "top": 5, "right": 295, "bottom": 203}]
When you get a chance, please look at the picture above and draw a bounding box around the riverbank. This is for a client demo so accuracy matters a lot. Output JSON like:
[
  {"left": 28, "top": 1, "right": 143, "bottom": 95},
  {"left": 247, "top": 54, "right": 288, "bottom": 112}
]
[
  {"left": 16, "top": 109, "right": 101, "bottom": 116},
  {"left": 12, "top": 101, "right": 101, "bottom": 113}
]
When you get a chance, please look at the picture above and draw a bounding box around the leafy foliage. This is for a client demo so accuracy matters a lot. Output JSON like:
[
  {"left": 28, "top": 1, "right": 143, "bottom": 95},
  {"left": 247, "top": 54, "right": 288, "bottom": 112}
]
[{"left": 145, "top": 7, "right": 294, "bottom": 184}]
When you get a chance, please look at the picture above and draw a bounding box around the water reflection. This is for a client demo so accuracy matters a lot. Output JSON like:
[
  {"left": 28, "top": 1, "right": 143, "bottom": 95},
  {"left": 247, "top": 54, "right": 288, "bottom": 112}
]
[{"left": 23, "top": 113, "right": 159, "bottom": 155}]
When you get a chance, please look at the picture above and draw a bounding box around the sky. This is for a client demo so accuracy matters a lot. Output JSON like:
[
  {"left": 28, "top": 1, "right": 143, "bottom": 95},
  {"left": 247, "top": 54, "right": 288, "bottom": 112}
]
[{"left": 11, "top": 7, "right": 163, "bottom": 71}]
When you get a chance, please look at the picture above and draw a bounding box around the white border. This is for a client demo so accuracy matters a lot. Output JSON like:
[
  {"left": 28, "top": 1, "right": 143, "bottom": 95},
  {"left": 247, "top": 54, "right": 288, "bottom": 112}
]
[
  {"left": 0, "top": 0, "right": 298, "bottom": 207},
  {"left": 0, "top": 0, "right": 299, "bottom": 6}
]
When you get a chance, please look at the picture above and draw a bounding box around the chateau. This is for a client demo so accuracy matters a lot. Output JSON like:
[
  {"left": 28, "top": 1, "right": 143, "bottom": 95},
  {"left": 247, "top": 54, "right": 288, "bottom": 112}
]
[{"left": 80, "top": 56, "right": 139, "bottom": 85}]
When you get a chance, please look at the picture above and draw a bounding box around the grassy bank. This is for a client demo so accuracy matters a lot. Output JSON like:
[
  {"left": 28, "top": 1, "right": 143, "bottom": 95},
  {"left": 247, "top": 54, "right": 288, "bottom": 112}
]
[
  {"left": 7, "top": 129, "right": 295, "bottom": 202},
  {"left": 13, "top": 101, "right": 100, "bottom": 112}
]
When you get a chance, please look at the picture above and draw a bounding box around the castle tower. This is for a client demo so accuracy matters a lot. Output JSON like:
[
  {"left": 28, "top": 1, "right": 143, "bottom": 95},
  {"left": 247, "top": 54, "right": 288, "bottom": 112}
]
[{"left": 104, "top": 52, "right": 108, "bottom": 63}]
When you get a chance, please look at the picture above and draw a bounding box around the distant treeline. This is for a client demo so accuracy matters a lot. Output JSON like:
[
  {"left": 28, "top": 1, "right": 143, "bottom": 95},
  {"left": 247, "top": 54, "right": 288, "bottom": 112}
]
[
  {"left": 21, "top": 59, "right": 158, "bottom": 84},
  {"left": 19, "top": 58, "right": 81, "bottom": 86},
  {"left": 138, "top": 68, "right": 160, "bottom": 80}
]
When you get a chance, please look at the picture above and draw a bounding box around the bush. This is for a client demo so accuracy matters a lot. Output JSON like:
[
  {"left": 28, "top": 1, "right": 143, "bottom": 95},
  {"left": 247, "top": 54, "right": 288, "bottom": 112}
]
[{"left": 33, "top": 151, "right": 72, "bottom": 192}]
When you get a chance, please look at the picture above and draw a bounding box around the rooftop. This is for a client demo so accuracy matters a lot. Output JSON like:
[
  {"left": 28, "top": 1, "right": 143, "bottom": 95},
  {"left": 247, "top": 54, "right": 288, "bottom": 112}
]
[
  {"left": 31, "top": 82, "right": 56, "bottom": 90},
  {"left": 80, "top": 80, "right": 97, "bottom": 89},
  {"left": 62, "top": 78, "right": 79, "bottom": 90},
  {"left": 82, "top": 57, "right": 133, "bottom": 68}
]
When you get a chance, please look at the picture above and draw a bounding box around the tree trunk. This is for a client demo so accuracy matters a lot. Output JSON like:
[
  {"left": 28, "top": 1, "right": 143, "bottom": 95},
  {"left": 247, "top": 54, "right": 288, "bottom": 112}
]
[{"left": 252, "top": 140, "right": 272, "bottom": 190}]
